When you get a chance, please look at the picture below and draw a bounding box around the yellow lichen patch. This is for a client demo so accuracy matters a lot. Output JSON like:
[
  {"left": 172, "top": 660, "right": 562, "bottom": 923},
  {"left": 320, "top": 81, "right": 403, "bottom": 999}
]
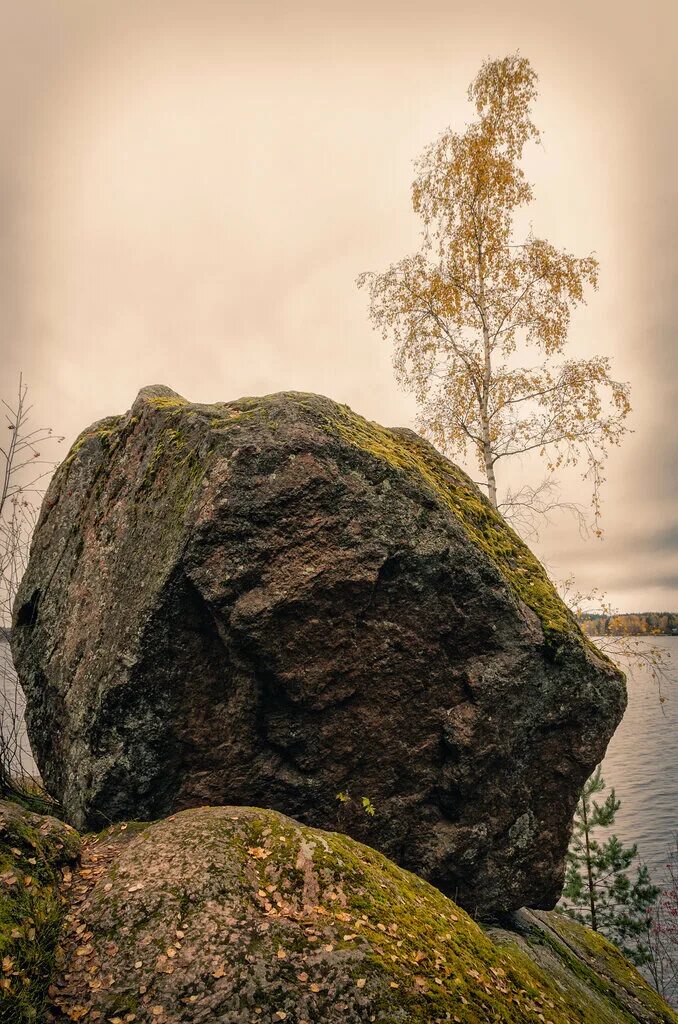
[{"left": 145, "top": 397, "right": 189, "bottom": 410}]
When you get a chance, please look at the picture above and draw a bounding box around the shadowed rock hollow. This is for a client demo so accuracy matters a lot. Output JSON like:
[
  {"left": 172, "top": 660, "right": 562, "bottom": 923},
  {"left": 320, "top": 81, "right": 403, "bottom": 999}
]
[{"left": 11, "top": 386, "right": 625, "bottom": 915}]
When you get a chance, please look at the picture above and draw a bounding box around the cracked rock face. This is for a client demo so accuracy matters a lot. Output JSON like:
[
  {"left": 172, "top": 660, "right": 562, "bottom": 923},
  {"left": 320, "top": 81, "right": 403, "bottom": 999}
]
[{"left": 12, "top": 386, "right": 626, "bottom": 915}]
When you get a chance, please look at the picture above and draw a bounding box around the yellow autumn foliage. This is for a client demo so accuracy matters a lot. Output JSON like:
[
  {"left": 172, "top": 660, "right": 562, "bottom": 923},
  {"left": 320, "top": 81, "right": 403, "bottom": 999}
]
[{"left": 359, "top": 54, "right": 630, "bottom": 531}]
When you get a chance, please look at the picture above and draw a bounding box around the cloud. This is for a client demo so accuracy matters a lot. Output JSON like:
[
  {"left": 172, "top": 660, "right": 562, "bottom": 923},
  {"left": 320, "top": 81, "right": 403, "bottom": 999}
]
[{"left": 0, "top": 0, "right": 676, "bottom": 612}]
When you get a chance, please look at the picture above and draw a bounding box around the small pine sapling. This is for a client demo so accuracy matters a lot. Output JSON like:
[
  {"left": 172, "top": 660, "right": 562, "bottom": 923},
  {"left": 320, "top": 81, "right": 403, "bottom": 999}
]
[{"left": 561, "top": 766, "right": 659, "bottom": 966}]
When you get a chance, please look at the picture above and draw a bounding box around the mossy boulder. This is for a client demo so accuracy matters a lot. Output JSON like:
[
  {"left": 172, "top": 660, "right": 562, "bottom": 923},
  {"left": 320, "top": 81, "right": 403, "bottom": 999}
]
[
  {"left": 12, "top": 387, "right": 625, "bottom": 914},
  {"left": 0, "top": 799, "right": 80, "bottom": 1023},
  {"left": 48, "top": 805, "right": 675, "bottom": 1024}
]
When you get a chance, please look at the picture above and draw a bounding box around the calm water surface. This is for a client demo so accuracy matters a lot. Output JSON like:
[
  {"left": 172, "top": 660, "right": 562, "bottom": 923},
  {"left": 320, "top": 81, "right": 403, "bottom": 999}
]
[{"left": 600, "top": 636, "right": 678, "bottom": 878}]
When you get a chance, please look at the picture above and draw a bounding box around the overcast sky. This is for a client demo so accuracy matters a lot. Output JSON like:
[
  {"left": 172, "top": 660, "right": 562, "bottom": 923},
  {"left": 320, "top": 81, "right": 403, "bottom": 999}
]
[{"left": 1, "top": 0, "right": 676, "bottom": 612}]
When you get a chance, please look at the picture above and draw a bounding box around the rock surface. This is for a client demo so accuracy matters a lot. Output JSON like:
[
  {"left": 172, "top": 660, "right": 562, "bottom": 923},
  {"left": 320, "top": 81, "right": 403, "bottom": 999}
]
[
  {"left": 12, "top": 386, "right": 625, "bottom": 914},
  {"left": 0, "top": 798, "right": 80, "bottom": 1022},
  {"left": 47, "top": 805, "right": 676, "bottom": 1024}
]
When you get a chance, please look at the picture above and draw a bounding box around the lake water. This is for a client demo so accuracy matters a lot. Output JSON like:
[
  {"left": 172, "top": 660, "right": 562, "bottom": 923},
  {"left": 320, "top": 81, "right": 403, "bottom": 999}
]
[
  {"left": 0, "top": 638, "right": 36, "bottom": 778},
  {"left": 600, "top": 635, "right": 678, "bottom": 880},
  {"left": 2, "top": 635, "right": 677, "bottom": 882}
]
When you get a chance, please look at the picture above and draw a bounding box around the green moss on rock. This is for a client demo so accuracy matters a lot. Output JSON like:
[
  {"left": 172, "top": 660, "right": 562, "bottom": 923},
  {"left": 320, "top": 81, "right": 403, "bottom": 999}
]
[
  {"left": 0, "top": 800, "right": 80, "bottom": 1024},
  {"left": 316, "top": 402, "right": 581, "bottom": 649},
  {"left": 145, "top": 396, "right": 189, "bottom": 410},
  {"left": 540, "top": 912, "right": 674, "bottom": 1021},
  {"left": 131, "top": 387, "right": 590, "bottom": 649},
  {"left": 54, "top": 386, "right": 595, "bottom": 653},
  {"left": 61, "top": 417, "right": 123, "bottom": 469},
  {"left": 50, "top": 806, "right": 675, "bottom": 1024}
]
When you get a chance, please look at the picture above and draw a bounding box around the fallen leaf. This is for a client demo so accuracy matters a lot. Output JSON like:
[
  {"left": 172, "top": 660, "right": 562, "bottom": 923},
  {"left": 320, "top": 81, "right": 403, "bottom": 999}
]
[
  {"left": 68, "top": 1007, "right": 90, "bottom": 1021},
  {"left": 247, "top": 846, "right": 272, "bottom": 860},
  {"left": 356, "top": 978, "right": 367, "bottom": 989}
]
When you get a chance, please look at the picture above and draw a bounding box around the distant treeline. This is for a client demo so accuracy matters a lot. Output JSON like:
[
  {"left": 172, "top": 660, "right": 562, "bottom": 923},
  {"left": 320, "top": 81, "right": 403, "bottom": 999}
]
[{"left": 578, "top": 612, "right": 678, "bottom": 636}]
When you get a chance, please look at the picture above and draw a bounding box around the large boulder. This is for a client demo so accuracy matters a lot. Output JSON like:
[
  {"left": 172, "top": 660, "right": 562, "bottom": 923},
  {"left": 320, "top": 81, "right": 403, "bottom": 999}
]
[
  {"left": 12, "top": 386, "right": 625, "bottom": 915},
  {"left": 47, "top": 805, "right": 676, "bottom": 1024}
]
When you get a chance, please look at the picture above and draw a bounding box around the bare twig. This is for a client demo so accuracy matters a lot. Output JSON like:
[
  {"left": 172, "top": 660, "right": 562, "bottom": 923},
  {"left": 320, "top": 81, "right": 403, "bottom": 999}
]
[
  {"left": 498, "top": 474, "right": 589, "bottom": 542},
  {"left": 560, "top": 578, "right": 673, "bottom": 707},
  {"left": 647, "top": 836, "right": 678, "bottom": 1006},
  {"left": 0, "top": 375, "right": 63, "bottom": 799}
]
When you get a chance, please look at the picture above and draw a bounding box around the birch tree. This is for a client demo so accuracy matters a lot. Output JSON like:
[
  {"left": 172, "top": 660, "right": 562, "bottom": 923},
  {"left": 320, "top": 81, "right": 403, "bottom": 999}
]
[{"left": 359, "top": 54, "right": 630, "bottom": 533}]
